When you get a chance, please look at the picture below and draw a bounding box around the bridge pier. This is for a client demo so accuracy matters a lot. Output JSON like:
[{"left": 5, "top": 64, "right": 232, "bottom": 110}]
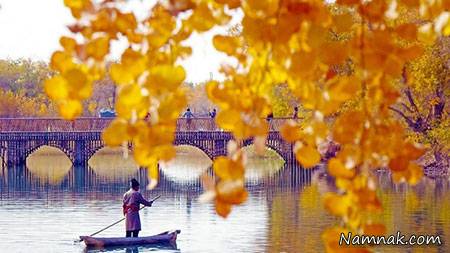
[
  {"left": 74, "top": 140, "right": 87, "bottom": 166},
  {"left": 6, "top": 141, "right": 26, "bottom": 167}
]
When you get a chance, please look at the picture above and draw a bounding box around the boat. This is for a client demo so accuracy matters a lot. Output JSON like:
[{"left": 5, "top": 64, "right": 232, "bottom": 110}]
[{"left": 80, "top": 230, "right": 180, "bottom": 248}]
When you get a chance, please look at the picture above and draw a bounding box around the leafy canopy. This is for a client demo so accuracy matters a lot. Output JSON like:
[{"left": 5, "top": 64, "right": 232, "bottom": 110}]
[{"left": 46, "top": 1, "right": 449, "bottom": 252}]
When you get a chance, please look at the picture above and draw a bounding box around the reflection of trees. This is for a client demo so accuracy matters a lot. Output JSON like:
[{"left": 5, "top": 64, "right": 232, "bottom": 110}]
[
  {"left": 243, "top": 145, "right": 284, "bottom": 183},
  {"left": 26, "top": 146, "right": 72, "bottom": 185},
  {"left": 266, "top": 186, "right": 334, "bottom": 253},
  {"left": 88, "top": 147, "right": 139, "bottom": 181}
]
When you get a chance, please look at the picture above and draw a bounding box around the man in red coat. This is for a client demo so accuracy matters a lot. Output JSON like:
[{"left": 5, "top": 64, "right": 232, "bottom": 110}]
[{"left": 122, "top": 179, "right": 153, "bottom": 237}]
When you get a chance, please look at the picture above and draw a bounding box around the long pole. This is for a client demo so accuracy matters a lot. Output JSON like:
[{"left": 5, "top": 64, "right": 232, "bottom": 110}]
[{"left": 78, "top": 195, "right": 161, "bottom": 242}]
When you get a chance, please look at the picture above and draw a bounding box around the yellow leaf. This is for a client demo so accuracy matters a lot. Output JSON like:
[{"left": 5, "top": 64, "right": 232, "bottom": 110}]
[
  {"left": 44, "top": 76, "right": 69, "bottom": 100},
  {"left": 327, "top": 76, "right": 361, "bottom": 102},
  {"left": 215, "top": 199, "right": 232, "bottom": 217},
  {"left": 147, "top": 164, "right": 159, "bottom": 190},
  {"left": 280, "top": 120, "right": 302, "bottom": 142},
  {"left": 216, "top": 110, "right": 247, "bottom": 139},
  {"left": 295, "top": 144, "right": 321, "bottom": 168},
  {"left": 332, "top": 12, "right": 354, "bottom": 33},
  {"left": 102, "top": 119, "right": 129, "bottom": 147},
  {"left": 320, "top": 42, "right": 349, "bottom": 65},
  {"left": 363, "top": 223, "right": 386, "bottom": 236},
  {"left": 213, "top": 35, "right": 241, "bottom": 55},
  {"left": 60, "top": 36, "right": 77, "bottom": 53},
  {"left": 407, "top": 163, "right": 423, "bottom": 185},
  {"left": 188, "top": 3, "right": 216, "bottom": 32},
  {"left": 328, "top": 158, "right": 355, "bottom": 179},
  {"left": 115, "top": 12, "right": 137, "bottom": 34},
  {"left": 399, "top": 0, "right": 419, "bottom": 7},
  {"left": 63, "top": 68, "right": 88, "bottom": 89},
  {"left": 50, "top": 51, "right": 74, "bottom": 73},
  {"left": 216, "top": 180, "right": 248, "bottom": 205},
  {"left": 147, "top": 65, "right": 186, "bottom": 91},
  {"left": 213, "top": 157, "right": 244, "bottom": 180},
  {"left": 154, "top": 144, "right": 176, "bottom": 162},
  {"left": 86, "top": 36, "right": 109, "bottom": 61},
  {"left": 133, "top": 147, "right": 157, "bottom": 168},
  {"left": 398, "top": 45, "right": 424, "bottom": 61},
  {"left": 215, "top": 0, "right": 241, "bottom": 9},
  {"left": 110, "top": 64, "right": 134, "bottom": 85},
  {"left": 332, "top": 111, "right": 364, "bottom": 144},
  {"left": 388, "top": 156, "right": 409, "bottom": 171},
  {"left": 395, "top": 23, "right": 417, "bottom": 40},
  {"left": 243, "top": 0, "right": 279, "bottom": 19},
  {"left": 59, "top": 99, "right": 82, "bottom": 120},
  {"left": 323, "top": 193, "right": 352, "bottom": 217}
]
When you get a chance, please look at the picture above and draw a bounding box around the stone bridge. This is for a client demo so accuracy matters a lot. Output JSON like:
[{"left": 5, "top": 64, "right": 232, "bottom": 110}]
[{"left": 0, "top": 118, "right": 299, "bottom": 169}]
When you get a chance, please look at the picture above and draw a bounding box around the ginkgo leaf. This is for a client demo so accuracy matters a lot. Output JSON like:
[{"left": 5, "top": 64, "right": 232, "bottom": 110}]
[
  {"left": 295, "top": 144, "right": 321, "bottom": 168},
  {"left": 333, "top": 12, "right": 354, "bottom": 33},
  {"left": 323, "top": 193, "right": 352, "bottom": 217},
  {"left": 102, "top": 119, "right": 129, "bottom": 147},
  {"left": 187, "top": 3, "right": 216, "bottom": 31},
  {"left": 147, "top": 65, "right": 186, "bottom": 90},
  {"left": 328, "top": 158, "right": 355, "bottom": 179},
  {"left": 280, "top": 120, "right": 302, "bottom": 142},
  {"left": 395, "top": 23, "right": 417, "bottom": 40},
  {"left": 215, "top": 0, "right": 241, "bottom": 9},
  {"left": 213, "top": 35, "right": 241, "bottom": 55},
  {"left": 215, "top": 199, "right": 232, "bottom": 218},
  {"left": 216, "top": 180, "right": 248, "bottom": 204},
  {"left": 363, "top": 223, "right": 386, "bottom": 236},
  {"left": 213, "top": 157, "right": 244, "bottom": 180},
  {"left": 59, "top": 99, "right": 82, "bottom": 120},
  {"left": 60, "top": 36, "right": 77, "bottom": 53},
  {"left": 44, "top": 76, "right": 69, "bottom": 100},
  {"left": 51, "top": 51, "right": 75, "bottom": 73},
  {"left": 86, "top": 36, "right": 110, "bottom": 60}
]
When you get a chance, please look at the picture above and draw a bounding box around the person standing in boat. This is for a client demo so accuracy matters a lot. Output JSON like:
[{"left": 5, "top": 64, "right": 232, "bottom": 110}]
[{"left": 123, "top": 179, "right": 153, "bottom": 238}]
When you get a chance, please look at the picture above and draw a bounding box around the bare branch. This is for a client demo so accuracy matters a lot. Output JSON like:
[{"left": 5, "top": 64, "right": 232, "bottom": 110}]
[
  {"left": 400, "top": 102, "right": 414, "bottom": 113},
  {"left": 388, "top": 106, "right": 417, "bottom": 130},
  {"left": 404, "top": 88, "right": 421, "bottom": 116}
]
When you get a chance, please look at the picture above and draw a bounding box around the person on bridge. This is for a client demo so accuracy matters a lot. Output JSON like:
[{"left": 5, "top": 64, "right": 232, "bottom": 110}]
[
  {"left": 293, "top": 106, "right": 299, "bottom": 119},
  {"left": 123, "top": 179, "right": 153, "bottom": 238},
  {"left": 209, "top": 108, "right": 217, "bottom": 118},
  {"left": 183, "top": 108, "right": 194, "bottom": 119}
]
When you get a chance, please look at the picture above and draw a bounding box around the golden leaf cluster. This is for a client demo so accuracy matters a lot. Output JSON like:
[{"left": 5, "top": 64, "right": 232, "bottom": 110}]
[{"left": 47, "top": 1, "right": 449, "bottom": 251}]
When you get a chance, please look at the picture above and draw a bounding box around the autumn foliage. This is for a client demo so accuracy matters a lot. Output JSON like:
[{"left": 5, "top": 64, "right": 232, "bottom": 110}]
[{"left": 45, "top": 0, "right": 449, "bottom": 252}]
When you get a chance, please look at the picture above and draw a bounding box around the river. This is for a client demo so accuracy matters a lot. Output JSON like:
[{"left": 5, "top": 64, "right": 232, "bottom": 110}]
[{"left": 0, "top": 146, "right": 448, "bottom": 253}]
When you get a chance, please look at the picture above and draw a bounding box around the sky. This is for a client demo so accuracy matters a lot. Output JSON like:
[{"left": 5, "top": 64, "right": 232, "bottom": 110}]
[{"left": 0, "top": 0, "right": 234, "bottom": 83}]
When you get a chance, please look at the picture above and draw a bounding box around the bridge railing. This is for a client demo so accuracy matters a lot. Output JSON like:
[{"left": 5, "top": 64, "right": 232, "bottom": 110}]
[{"left": 0, "top": 117, "right": 297, "bottom": 132}]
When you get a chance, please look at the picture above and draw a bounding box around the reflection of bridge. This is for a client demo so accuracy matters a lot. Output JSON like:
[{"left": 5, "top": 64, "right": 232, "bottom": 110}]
[{"left": 0, "top": 118, "right": 300, "bottom": 168}]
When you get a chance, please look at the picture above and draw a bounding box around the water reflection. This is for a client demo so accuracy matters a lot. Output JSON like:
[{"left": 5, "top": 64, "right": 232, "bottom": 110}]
[
  {"left": 89, "top": 147, "right": 139, "bottom": 181},
  {"left": 0, "top": 148, "right": 449, "bottom": 253},
  {"left": 26, "top": 146, "right": 72, "bottom": 185},
  {"left": 159, "top": 145, "right": 212, "bottom": 183},
  {"left": 243, "top": 145, "right": 284, "bottom": 182}
]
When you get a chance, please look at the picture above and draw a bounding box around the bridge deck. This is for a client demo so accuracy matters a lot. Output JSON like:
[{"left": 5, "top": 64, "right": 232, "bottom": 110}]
[{"left": 0, "top": 117, "right": 295, "bottom": 132}]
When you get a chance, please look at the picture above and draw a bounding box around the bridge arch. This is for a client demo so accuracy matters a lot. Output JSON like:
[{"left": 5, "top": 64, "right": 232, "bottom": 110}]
[
  {"left": 173, "top": 140, "right": 216, "bottom": 160},
  {"left": 25, "top": 143, "right": 73, "bottom": 163},
  {"left": 160, "top": 145, "right": 212, "bottom": 184},
  {"left": 241, "top": 142, "right": 290, "bottom": 164}
]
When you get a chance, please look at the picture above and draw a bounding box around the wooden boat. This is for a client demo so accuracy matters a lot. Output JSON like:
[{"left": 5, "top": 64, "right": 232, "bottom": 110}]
[{"left": 80, "top": 230, "right": 180, "bottom": 247}]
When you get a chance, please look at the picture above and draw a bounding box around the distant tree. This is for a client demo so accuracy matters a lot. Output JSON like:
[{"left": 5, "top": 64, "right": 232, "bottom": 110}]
[{"left": 390, "top": 37, "right": 449, "bottom": 176}]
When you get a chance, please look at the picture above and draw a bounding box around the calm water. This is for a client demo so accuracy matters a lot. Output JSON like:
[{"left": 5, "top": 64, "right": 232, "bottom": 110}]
[{"left": 0, "top": 146, "right": 449, "bottom": 253}]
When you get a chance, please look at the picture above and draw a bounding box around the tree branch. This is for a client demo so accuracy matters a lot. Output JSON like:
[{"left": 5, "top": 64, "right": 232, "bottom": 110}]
[
  {"left": 404, "top": 88, "right": 421, "bottom": 116},
  {"left": 400, "top": 102, "right": 414, "bottom": 113},
  {"left": 388, "top": 106, "right": 418, "bottom": 131}
]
